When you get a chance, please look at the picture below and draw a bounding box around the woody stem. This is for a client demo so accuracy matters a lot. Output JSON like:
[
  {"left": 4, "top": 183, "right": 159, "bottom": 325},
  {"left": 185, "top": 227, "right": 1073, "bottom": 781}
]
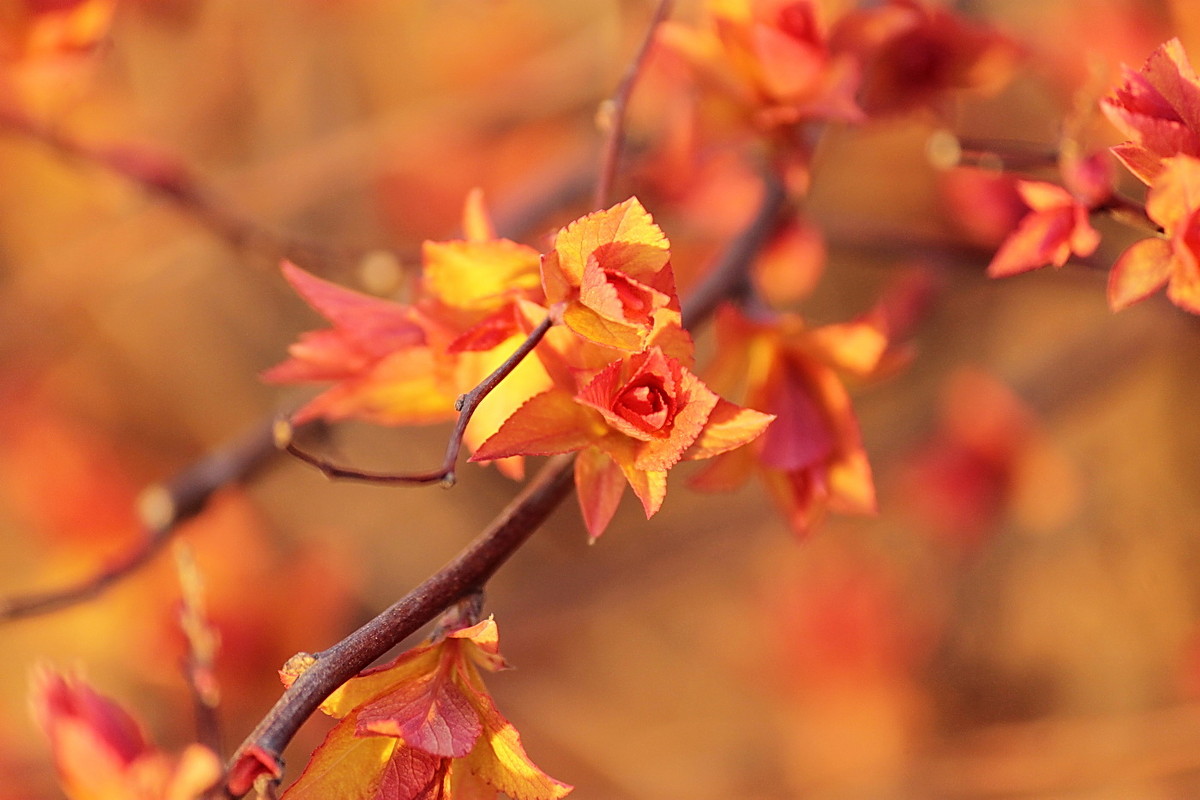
[
  {"left": 593, "top": 0, "right": 674, "bottom": 209},
  {"left": 223, "top": 176, "right": 789, "bottom": 796}
]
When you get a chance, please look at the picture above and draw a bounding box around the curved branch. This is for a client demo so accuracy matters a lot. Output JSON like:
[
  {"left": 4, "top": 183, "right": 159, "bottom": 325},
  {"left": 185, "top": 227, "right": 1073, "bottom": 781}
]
[
  {"left": 0, "top": 105, "right": 375, "bottom": 271},
  {"left": 223, "top": 176, "right": 790, "bottom": 796},
  {"left": 0, "top": 418, "right": 291, "bottom": 622},
  {"left": 279, "top": 314, "right": 554, "bottom": 487},
  {"left": 225, "top": 453, "right": 577, "bottom": 795},
  {"left": 1096, "top": 193, "right": 1162, "bottom": 235},
  {"left": 594, "top": 0, "right": 674, "bottom": 209}
]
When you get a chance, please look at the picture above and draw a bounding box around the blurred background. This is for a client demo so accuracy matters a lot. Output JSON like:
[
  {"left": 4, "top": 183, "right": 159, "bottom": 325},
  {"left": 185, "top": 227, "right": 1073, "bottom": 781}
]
[{"left": 2, "top": 0, "right": 1200, "bottom": 798}]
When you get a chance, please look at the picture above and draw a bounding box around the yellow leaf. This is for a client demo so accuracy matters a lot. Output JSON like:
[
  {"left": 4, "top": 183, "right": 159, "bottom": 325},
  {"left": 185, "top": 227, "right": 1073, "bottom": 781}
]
[
  {"left": 547, "top": 197, "right": 668, "bottom": 288},
  {"left": 423, "top": 239, "right": 540, "bottom": 312},
  {"left": 561, "top": 301, "right": 647, "bottom": 351},
  {"left": 1147, "top": 155, "right": 1200, "bottom": 229},
  {"left": 459, "top": 694, "right": 572, "bottom": 800},
  {"left": 806, "top": 319, "right": 888, "bottom": 376},
  {"left": 279, "top": 713, "right": 398, "bottom": 800}
]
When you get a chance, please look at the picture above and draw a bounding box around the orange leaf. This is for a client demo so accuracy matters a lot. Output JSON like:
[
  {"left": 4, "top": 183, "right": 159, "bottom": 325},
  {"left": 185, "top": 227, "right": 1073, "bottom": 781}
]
[
  {"left": 448, "top": 618, "right": 509, "bottom": 673},
  {"left": 619, "top": 462, "right": 669, "bottom": 519},
  {"left": 574, "top": 446, "right": 627, "bottom": 540},
  {"left": 288, "top": 347, "right": 458, "bottom": 426},
  {"left": 805, "top": 318, "right": 888, "bottom": 376},
  {"left": 32, "top": 671, "right": 221, "bottom": 800},
  {"left": 284, "top": 619, "right": 568, "bottom": 800},
  {"left": 279, "top": 261, "right": 425, "bottom": 356},
  {"left": 543, "top": 198, "right": 668, "bottom": 292},
  {"left": 599, "top": 435, "right": 669, "bottom": 519},
  {"left": 752, "top": 217, "right": 826, "bottom": 307},
  {"left": 685, "top": 398, "right": 775, "bottom": 461},
  {"left": 561, "top": 303, "right": 646, "bottom": 351},
  {"left": 986, "top": 196, "right": 1097, "bottom": 278},
  {"left": 462, "top": 187, "right": 496, "bottom": 242},
  {"left": 1146, "top": 153, "right": 1200, "bottom": 229},
  {"left": 469, "top": 389, "right": 600, "bottom": 461},
  {"left": 828, "top": 448, "right": 878, "bottom": 515},
  {"left": 1108, "top": 237, "right": 1173, "bottom": 310}
]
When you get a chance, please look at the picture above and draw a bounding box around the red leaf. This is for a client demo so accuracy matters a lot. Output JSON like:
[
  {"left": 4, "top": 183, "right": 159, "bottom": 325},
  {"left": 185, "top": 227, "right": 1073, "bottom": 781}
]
[{"left": 356, "top": 670, "right": 481, "bottom": 758}]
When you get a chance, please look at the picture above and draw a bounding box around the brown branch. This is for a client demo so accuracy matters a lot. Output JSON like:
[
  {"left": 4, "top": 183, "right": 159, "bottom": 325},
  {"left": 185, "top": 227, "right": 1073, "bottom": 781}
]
[
  {"left": 0, "top": 105, "right": 377, "bottom": 272},
  {"left": 593, "top": 0, "right": 673, "bottom": 209},
  {"left": 279, "top": 314, "right": 554, "bottom": 487},
  {"left": 681, "top": 174, "right": 788, "bottom": 328},
  {"left": 0, "top": 417, "right": 292, "bottom": 622},
  {"left": 930, "top": 133, "right": 1060, "bottom": 173},
  {"left": 224, "top": 452, "right": 578, "bottom": 795},
  {"left": 223, "top": 177, "right": 790, "bottom": 796}
]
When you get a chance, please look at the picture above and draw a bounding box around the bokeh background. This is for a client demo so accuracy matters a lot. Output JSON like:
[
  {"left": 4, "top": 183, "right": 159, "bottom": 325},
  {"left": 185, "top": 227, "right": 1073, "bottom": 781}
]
[{"left": 3, "top": 0, "right": 1200, "bottom": 798}]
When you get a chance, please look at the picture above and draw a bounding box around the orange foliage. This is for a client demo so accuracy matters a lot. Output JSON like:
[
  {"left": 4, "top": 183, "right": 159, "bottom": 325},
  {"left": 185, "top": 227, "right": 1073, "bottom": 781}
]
[{"left": 278, "top": 619, "right": 570, "bottom": 800}]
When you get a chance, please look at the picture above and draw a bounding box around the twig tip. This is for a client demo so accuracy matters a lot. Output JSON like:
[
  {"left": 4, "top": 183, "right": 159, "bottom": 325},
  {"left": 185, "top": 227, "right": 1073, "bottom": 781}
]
[
  {"left": 272, "top": 418, "right": 295, "bottom": 449},
  {"left": 136, "top": 485, "right": 176, "bottom": 533}
]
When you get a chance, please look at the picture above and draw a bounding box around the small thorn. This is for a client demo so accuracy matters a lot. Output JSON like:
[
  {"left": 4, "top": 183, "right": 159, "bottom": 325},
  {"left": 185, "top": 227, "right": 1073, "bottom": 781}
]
[{"left": 454, "top": 394, "right": 467, "bottom": 412}]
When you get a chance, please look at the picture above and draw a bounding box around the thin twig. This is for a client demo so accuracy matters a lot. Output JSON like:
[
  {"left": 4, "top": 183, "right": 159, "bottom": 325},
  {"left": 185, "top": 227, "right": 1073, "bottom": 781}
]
[
  {"left": 0, "top": 417, "right": 291, "bottom": 622},
  {"left": 1096, "top": 192, "right": 1162, "bottom": 235},
  {"left": 223, "top": 179, "right": 790, "bottom": 797},
  {"left": 280, "top": 314, "right": 554, "bottom": 487},
  {"left": 593, "top": 0, "right": 673, "bottom": 209},
  {"left": 681, "top": 175, "right": 789, "bottom": 328},
  {"left": 944, "top": 135, "right": 1060, "bottom": 173}
]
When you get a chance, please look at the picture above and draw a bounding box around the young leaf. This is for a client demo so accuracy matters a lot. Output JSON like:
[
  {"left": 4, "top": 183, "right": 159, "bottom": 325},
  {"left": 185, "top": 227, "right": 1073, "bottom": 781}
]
[
  {"left": 1102, "top": 38, "right": 1200, "bottom": 184},
  {"left": 31, "top": 670, "right": 221, "bottom": 800},
  {"left": 281, "top": 619, "right": 570, "bottom": 800}
]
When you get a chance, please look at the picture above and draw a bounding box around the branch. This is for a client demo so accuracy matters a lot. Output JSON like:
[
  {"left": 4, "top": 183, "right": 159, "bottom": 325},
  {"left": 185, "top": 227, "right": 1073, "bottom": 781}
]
[
  {"left": 927, "top": 132, "right": 1060, "bottom": 173},
  {"left": 223, "top": 178, "right": 790, "bottom": 796},
  {"left": 1096, "top": 193, "right": 1162, "bottom": 235},
  {"left": 279, "top": 314, "right": 554, "bottom": 487},
  {"left": 681, "top": 174, "right": 789, "bottom": 328},
  {"left": 0, "top": 106, "right": 376, "bottom": 272},
  {"left": 224, "top": 452, "right": 577, "bottom": 795},
  {"left": 593, "top": 0, "right": 673, "bottom": 209},
  {"left": 0, "top": 417, "right": 290, "bottom": 622}
]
